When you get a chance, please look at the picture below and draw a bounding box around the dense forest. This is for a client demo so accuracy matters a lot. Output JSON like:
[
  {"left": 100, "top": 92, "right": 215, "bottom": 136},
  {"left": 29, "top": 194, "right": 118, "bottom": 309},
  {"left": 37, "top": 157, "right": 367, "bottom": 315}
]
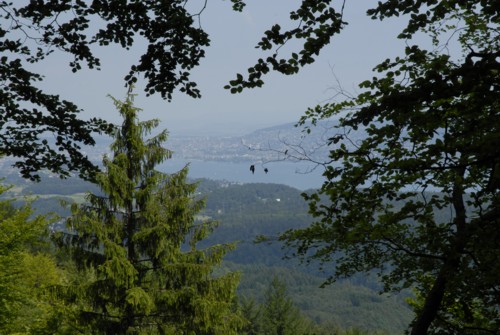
[
  {"left": 1, "top": 169, "right": 413, "bottom": 334},
  {"left": 0, "top": 168, "right": 489, "bottom": 334}
]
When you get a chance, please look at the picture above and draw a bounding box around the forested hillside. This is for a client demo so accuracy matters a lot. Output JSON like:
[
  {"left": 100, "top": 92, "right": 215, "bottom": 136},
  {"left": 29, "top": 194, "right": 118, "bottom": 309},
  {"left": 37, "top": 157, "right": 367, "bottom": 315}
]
[{"left": 0, "top": 171, "right": 413, "bottom": 333}]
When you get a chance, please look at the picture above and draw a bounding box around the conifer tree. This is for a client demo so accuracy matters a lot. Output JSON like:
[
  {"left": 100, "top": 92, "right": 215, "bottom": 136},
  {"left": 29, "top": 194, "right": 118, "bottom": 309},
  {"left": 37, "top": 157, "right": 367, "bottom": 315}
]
[
  {"left": 260, "top": 277, "right": 311, "bottom": 335},
  {"left": 239, "top": 296, "right": 262, "bottom": 335},
  {"left": 61, "top": 90, "right": 241, "bottom": 334}
]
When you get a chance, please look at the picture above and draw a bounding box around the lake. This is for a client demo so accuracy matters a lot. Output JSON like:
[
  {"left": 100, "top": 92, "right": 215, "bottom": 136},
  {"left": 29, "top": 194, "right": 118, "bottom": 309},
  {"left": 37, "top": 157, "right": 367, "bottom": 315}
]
[{"left": 159, "top": 159, "right": 325, "bottom": 190}]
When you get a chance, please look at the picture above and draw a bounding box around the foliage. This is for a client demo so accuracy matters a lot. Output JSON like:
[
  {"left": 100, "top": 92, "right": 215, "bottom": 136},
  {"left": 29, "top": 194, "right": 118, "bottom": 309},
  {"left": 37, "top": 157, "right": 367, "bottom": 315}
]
[
  {"left": 1, "top": 0, "right": 367, "bottom": 180},
  {"left": 0, "top": 184, "right": 70, "bottom": 334},
  {"left": 234, "top": 264, "right": 410, "bottom": 335},
  {"left": 237, "top": 275, "right": 327, "bottom": 335},
  {"left": 239, "top": 296, "right": 262, "bottom": 335},
  {"left": 0, "top": 168, "right": 415, "bottom": 333},
  {"left": 225, "top": 0, "right": 347, "bottom": 92},
  {"left": 0, "top": 0, "right": 227, "bottom": 179},
  {"left": 259, "top": 276, "right": 314, "bottom": 335},
  {"left": 273, "top": 1, "right": 500, "bottom": 334},
  {"left": 0, "top": 168, "right": 416, "bottom": 333},
  {"left": 237, "top": 273, "right": 394, "bottom": 335},
  {"left": 58, "top": 91, "right": 241, "bottom": 334}
]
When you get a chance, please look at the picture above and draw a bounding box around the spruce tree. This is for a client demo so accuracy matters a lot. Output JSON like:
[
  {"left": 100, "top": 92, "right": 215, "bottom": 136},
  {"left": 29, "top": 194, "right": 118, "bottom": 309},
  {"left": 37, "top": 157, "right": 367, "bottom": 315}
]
[
  {"left": 260, "top": 277, "right": 311, "bottom": 335},
  {"left": 61, "top": 90, "right": 241, "bottom": 334}
]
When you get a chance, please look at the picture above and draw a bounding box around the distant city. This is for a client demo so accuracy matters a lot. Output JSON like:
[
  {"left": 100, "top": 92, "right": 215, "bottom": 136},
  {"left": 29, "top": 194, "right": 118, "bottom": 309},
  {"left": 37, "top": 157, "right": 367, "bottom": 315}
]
[{"left": 41, "top": 120, "right": 343, "bottom": 164}]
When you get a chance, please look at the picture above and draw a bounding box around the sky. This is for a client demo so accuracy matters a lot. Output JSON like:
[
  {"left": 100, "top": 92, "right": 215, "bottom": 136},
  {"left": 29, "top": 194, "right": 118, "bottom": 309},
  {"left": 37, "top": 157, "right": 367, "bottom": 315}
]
[{"left": 30, "top": 0, "right": 411, "bottom": 137}]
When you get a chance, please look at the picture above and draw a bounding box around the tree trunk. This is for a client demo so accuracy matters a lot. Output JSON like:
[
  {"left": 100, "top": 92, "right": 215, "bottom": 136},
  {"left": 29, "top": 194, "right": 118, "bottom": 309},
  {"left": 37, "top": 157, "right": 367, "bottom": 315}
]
[
  {"left": 411, "top": 167, "right": 468, "bottom": 335},
  {"left": 410, "top": 268, "right": 448, "bottom": 335}
]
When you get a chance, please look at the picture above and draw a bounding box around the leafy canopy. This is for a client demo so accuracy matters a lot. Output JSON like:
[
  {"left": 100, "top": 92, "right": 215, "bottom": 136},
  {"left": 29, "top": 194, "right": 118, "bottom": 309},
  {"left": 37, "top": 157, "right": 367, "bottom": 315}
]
[
  {"left": 0, "top": 0, "right": 215, "bottom": 180},
  {"left": 0, "top": 184, "right": 69, "bottom": 334}
]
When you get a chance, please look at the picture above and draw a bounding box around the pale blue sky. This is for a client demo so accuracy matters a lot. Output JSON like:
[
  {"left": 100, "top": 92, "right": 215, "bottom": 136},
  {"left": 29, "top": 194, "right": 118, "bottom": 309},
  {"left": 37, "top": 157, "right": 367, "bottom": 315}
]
[{"left": 31, "top": 1, "right": 410, "bottom": 136}]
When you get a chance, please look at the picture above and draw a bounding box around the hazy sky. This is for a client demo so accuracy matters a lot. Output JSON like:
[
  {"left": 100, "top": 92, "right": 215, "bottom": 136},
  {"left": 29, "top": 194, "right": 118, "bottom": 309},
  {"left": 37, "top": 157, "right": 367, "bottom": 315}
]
[{"left": 30, "top": 1, "right": 410, "bottom": 137}]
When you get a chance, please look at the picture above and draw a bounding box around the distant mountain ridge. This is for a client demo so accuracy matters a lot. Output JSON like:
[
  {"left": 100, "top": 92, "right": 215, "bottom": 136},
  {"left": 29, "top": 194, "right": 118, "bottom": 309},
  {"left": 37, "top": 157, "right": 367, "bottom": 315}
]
[{"left": 167, "top": 119, "right": 349, "bottom": 163}]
